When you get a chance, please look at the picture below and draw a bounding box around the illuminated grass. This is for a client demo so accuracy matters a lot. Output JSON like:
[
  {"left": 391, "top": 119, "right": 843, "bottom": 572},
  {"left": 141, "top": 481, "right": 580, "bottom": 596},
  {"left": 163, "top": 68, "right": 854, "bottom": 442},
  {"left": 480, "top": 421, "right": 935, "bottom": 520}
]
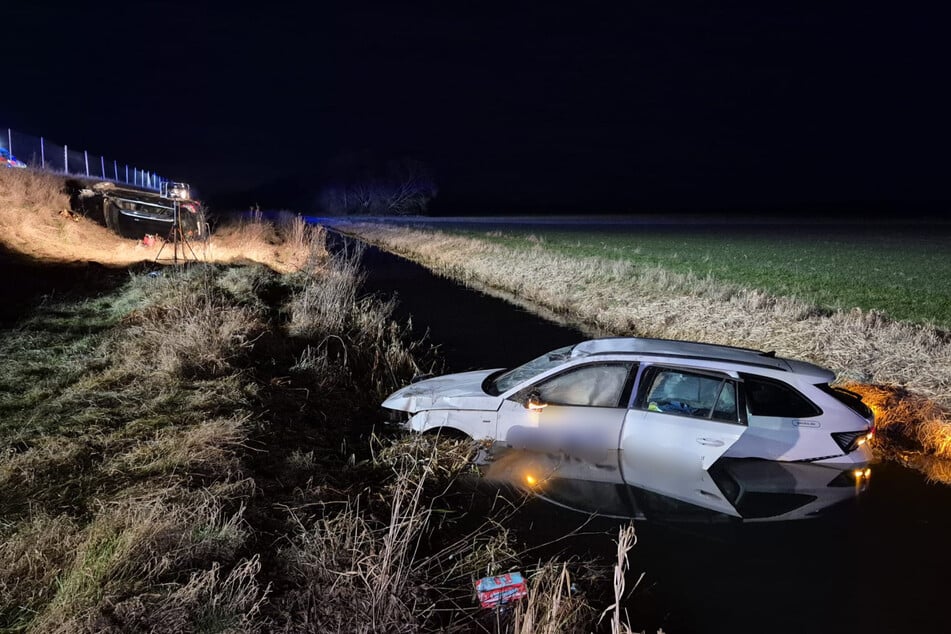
[
  {"left": 462, "top": 225, "right": 951, "bottom": 328},
  {"left": 0, "top": 168, "right": 322, "bottom": 272},
  {"left": 0, "top": 251, "right": 622, "bottom": 631}
]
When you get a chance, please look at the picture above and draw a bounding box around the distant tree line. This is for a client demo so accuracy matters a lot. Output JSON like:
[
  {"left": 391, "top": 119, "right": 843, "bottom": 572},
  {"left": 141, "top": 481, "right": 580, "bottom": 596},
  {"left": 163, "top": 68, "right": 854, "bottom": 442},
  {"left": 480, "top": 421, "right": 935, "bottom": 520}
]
[{"left": 319, "top": 154, "right": 437, "bottom": 216}]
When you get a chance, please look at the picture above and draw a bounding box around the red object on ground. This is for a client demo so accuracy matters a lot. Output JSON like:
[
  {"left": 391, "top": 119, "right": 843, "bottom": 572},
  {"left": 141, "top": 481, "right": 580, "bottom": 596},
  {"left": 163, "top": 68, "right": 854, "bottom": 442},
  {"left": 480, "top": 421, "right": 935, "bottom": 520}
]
[
  {"left": 475, "top": 572, "right": 528, "bottom": 608},
  {"left": 141, "top": 234, "right": 156, "bottom": 247}
]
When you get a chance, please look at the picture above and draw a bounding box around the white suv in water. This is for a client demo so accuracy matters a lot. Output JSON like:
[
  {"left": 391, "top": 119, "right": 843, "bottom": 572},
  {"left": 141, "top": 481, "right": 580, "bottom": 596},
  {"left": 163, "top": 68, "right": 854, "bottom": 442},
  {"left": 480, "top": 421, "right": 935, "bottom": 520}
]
[{"left": 382, "top": 337, "right": 875, "bottom": 469}]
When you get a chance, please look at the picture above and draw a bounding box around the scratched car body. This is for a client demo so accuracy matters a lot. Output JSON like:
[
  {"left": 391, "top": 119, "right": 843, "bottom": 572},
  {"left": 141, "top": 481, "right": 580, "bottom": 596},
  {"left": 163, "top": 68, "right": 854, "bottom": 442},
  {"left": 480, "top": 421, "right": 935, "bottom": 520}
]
[{"left": 382, "top": 337, "right": 875, "bottom": 469}]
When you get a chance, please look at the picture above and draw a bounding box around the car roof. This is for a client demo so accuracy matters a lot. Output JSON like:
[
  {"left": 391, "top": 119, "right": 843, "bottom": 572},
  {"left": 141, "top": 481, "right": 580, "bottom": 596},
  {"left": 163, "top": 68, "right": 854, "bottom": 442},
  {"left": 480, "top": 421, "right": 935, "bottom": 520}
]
[{"left": 572, "top": 337, "right": 833, "bottom": 378}]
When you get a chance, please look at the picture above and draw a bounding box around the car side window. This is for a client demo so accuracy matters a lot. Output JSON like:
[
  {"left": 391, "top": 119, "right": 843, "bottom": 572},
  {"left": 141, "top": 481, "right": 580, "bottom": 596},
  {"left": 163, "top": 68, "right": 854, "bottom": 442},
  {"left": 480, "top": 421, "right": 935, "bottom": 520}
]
[
  {"left": 740, "top": 373, "right": 821, "bottom": 418},
  {"left": 534, "top": 363, "right": 633, "bottom": 407},
  {"left": 639, "top": 367, "right": 741, "bottom": 423}
]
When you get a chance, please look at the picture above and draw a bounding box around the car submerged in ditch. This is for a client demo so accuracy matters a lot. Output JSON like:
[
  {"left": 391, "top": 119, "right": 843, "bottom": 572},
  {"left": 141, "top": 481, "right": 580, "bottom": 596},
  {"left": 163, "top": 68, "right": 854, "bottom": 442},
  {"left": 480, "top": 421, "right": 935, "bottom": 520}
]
[{"left": 382, "top": 337, "right": 875, "bottom": 469}]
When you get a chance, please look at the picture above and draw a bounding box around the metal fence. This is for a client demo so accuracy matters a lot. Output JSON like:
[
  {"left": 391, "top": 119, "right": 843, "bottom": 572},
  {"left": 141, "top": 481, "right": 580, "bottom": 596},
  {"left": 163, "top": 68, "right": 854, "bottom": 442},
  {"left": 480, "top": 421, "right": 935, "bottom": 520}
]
[{"left": 1, "top": 125, "right": 167, "bottom": 192}]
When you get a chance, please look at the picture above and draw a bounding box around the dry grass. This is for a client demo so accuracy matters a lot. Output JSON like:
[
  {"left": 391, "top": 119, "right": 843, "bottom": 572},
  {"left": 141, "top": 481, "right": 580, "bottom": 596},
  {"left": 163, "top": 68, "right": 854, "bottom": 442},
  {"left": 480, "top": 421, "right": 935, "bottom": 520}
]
[
  {"left": 276, "top": 474, "right": 432, "bottom": 631},
  {"left": 511, "top": 563, "right": 592, "bottom": 634},
  {"left": 274, "top": 437, "right": 457, "bottom": 632},
  {"left": 0, "top": 168, "right": 324, "bottom": 272},
  {"left": 30, "top": 490, "right": 257, "bottom": 633},
  {"left": 334, "top": 222, "right": 951, "bottom": 460},
  {"left": 104, "top": 417, "right": 246, "bottom": 481},
  {"left": 599, "top": 525, "right": 643, "bottom": 634},
  {"left": 844, "top": 382, "right": 951, "bottom": 456},
  {"left": 0, "top": 168, "right": 139, "bottom": 263},
  {"left": 0, "top": 514, "right": 84, "bottom": 630},
  {"left": 114, "top": 268, "right": 265, "bottom": 379},
  {"left": 287, "top": 244, "right": 429, "bottom": 404},
  {"left": 844, "top": 382, "right": 951, "bottom": 481},
  {"left": 0, "top": 200, "right": 635, "bottom": 632},
  {"left": 204, "top": 210, "right": 324, "bottom": 273},
  {"left": 0, "top": 261, "right": 424, "bottom": 631},
  {"left": 275, "top": 436, "right": 620, "bottom": 633},
  {"left": 0, "top": 263, "right": 271, "bottom": 631},
  {"left": 288, "top": 242, "right": 365, "bottom": 337}
]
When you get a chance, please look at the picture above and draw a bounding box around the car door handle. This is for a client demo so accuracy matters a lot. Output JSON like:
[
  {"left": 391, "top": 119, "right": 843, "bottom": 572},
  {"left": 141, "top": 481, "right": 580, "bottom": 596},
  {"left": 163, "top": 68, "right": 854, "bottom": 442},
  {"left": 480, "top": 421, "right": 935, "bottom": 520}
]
[{"left": 696, "top": 437, "right": 725, "bottom": 447}]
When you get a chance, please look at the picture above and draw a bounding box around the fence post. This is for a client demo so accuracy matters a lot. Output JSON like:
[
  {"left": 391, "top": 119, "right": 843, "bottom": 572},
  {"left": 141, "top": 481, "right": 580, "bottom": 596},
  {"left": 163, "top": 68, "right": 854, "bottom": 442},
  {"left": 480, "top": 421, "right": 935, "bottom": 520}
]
[
  {"left": 114, "top": 160, "right": 118, "bottom": 181},
  {"left": 100, "top": 156, "right": 106, "bottom": 178},
  {"left": 6, "top": 129, "right": 10, "bottom": 155},
  {"left": 40, "top": 137, "right": 45, "bottom": 168},
  {"left": 84, "top": 151, "right": 89, "bottom": 176},
  {"left": 64, "top": 145, "right": 69, "bottom": 175},
  {"left": 125, "top": 164, "right": 129, "bottom": 184}
]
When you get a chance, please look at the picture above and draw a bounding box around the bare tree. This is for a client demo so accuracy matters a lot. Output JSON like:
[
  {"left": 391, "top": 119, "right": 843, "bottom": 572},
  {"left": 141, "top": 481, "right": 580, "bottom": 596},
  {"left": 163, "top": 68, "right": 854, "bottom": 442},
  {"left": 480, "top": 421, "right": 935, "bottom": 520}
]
[{"left": 320, "top": 155, "right": 437, "bottom": 216}]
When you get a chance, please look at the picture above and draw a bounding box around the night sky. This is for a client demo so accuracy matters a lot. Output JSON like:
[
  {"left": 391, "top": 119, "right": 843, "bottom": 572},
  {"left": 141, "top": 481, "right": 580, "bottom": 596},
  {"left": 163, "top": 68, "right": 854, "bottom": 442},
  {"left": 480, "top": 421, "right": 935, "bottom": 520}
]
[{"left": 3, "top": 1, "right": 948, "bottom": 215}]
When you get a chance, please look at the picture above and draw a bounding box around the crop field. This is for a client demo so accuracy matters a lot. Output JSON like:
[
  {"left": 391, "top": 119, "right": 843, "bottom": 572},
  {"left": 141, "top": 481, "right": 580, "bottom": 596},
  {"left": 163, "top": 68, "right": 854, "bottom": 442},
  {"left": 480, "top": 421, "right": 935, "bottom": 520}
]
[{"left": 443, "top": 222, "right": 951, "bottom": 329}]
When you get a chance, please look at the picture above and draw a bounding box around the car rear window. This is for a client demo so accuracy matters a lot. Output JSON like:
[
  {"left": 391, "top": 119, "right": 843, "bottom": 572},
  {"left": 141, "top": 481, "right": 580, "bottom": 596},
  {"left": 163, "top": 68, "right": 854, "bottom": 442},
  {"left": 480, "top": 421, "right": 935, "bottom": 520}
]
[
  {"left": 741, "top": 374, "right": 821, "bottom": 418},
  {"left": 816, "top": 384, "right": 873, "bottom": 419}
]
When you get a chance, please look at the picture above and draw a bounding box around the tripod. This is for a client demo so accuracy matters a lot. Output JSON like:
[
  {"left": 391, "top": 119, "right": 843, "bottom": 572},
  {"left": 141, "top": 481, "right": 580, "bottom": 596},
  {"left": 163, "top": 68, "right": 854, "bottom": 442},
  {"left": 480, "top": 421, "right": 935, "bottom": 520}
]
[{"left": 154, "top": 200, "right": 200, "bottom": 264}]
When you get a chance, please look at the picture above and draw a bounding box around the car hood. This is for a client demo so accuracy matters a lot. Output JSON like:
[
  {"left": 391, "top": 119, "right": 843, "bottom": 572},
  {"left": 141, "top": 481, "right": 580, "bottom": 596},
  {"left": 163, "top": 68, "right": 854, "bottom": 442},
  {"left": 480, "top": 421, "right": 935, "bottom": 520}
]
[{"left": 382, "top": 369, "right": 503, "bottom": 413}]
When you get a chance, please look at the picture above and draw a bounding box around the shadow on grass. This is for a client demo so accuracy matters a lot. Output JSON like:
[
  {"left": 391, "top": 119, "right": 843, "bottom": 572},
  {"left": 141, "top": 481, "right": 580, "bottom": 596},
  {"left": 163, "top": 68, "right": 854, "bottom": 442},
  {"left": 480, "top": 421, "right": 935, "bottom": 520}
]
[{"left": 0, "top": 244, "right": 147, "bottom": 328}]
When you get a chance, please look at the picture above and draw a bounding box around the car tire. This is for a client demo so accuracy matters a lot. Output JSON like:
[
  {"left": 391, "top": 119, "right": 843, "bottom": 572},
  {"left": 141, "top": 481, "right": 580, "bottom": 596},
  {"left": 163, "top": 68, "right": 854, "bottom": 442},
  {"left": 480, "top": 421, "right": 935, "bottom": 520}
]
[
  {"left": 422, "top": 427, "right": 471, "bottom": 441},
  {"left": 103, "top": 199, "right": 120, "bottom": 233}
]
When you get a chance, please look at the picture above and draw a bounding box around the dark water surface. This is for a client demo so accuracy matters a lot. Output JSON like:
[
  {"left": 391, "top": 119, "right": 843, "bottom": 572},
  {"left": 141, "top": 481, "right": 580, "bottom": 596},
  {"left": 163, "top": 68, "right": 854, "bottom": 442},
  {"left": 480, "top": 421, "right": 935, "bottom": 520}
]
[{"left": 348, "top": 236, "right": 951, "bottom": 634}]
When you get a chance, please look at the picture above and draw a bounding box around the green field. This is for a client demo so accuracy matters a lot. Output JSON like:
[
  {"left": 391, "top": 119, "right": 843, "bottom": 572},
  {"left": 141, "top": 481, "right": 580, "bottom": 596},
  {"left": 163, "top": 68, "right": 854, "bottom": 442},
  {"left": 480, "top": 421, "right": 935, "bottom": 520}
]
[{"left": 440, "top": 222, "right": 951, "bottom": 329}]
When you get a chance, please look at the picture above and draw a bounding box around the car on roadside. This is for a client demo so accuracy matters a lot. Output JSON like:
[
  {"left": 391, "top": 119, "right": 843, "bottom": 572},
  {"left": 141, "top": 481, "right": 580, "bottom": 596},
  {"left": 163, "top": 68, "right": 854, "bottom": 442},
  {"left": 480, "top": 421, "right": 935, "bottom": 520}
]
[
  {"left": 382, "top": 337, "right": 875, "bottom": 470},
  {"left": 0, "top": 148, "right": 27, "bottom": 168}
]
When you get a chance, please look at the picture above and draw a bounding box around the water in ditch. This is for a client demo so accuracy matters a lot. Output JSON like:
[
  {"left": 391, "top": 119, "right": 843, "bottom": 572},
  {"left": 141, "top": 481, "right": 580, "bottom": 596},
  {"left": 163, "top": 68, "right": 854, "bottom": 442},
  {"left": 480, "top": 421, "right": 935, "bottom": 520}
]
[{"left": 350, "top": 237, "right": 951, "bottom": 634}]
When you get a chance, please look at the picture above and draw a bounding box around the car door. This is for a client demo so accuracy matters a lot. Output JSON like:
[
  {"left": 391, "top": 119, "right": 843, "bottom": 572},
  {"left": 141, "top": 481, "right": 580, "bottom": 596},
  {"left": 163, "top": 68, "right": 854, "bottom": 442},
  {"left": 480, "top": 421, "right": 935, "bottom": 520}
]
[
  {"left": 619, "top": 437, "right": 742, "bottom": 517},
  {"left": 620, "top": 366, "right": 746, "bottom": 489},
  {"left": 497, "top": 362, "right": 636, "bottom": 453}
]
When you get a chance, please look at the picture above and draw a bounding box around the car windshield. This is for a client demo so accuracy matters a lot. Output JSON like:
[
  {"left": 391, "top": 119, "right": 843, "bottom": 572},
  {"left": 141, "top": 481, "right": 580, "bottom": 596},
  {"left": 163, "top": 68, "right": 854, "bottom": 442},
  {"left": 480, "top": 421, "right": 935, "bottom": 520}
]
[{"left": 487, "top": 345, "right": 578, "bottom": 395}]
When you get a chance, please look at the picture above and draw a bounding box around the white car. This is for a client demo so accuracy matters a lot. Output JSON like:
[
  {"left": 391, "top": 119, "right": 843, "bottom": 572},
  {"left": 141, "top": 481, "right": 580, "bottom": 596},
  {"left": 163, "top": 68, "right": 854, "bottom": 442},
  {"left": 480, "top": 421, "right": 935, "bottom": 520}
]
[{"left": 382, "top": 337, "right": 875, "bottom": 469}]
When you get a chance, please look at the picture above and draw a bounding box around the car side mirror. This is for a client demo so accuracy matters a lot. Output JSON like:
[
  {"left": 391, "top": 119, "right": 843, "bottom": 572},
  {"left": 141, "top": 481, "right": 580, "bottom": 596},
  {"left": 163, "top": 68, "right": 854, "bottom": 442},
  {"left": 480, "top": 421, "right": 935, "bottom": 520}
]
[{"left": 525, "top": 390, "right": 548, "bottom": 411}]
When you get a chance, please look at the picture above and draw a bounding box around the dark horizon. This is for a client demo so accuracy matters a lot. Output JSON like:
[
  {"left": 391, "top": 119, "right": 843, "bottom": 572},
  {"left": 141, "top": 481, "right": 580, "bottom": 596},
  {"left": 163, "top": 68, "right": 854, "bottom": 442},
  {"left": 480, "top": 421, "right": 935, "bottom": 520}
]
[{"left": 4, "top": 2, "right": 949, "bottom": 216}]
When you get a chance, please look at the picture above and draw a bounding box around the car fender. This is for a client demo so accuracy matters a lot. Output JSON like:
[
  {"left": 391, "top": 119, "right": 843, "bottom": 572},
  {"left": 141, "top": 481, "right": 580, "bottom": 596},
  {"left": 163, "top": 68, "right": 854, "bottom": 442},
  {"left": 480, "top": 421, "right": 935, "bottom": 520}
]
[{"left": 408, "top": 409, "right": 494, "bottom": 440}]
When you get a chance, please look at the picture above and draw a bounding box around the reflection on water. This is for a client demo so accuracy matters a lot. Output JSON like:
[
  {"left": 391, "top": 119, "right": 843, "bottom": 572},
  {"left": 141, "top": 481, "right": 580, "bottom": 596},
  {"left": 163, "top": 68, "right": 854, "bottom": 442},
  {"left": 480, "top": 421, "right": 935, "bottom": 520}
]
[{"left": 484, "top": 448, "right": 870, "bottom": 523}]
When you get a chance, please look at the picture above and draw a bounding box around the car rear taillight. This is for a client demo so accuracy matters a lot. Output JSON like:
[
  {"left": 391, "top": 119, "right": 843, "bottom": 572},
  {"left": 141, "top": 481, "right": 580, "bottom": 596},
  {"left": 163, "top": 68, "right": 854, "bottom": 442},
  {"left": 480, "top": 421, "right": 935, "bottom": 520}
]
[{"left": 831, "top": 430, "right": 868, "bottom": 453}]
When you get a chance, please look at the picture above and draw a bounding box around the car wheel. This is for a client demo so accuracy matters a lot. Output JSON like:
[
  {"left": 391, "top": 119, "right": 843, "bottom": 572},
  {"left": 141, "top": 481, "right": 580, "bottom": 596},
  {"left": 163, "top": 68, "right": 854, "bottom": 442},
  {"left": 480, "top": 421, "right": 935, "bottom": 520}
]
[
  {"left": 103, "top": 199, "right": 120, "bottom": 233},
  {"left": 422, "top": 427, "right": 471, "bottom": 441}
]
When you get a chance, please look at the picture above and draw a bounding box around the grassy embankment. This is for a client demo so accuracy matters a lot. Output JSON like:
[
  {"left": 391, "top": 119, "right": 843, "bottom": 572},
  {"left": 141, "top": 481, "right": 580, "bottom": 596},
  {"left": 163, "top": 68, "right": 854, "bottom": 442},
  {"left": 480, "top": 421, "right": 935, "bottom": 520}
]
[
  {"left": 330, "top": 221, "right": 951, "bottom": 477},
  {"left": 0, "top": 166, "right": 312, "bottom": 273},
  {"left": 0, "top": 169, "right": 638, "bottom": 633}
]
